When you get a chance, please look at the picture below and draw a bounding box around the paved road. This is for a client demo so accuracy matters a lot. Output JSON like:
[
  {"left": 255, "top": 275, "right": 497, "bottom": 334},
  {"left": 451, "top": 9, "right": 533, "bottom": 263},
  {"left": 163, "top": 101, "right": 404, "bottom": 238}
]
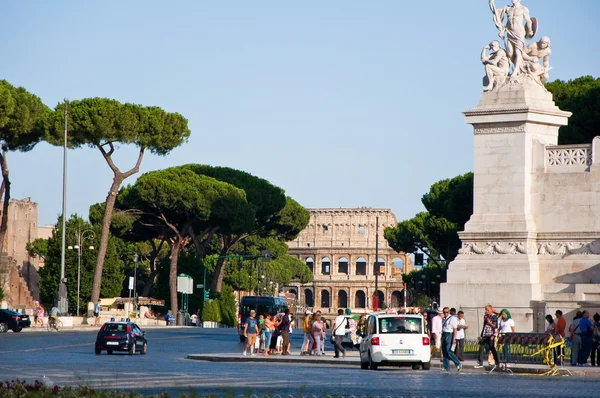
[{"left": 1, "top": 327, "right": 599, "bottom": 397}]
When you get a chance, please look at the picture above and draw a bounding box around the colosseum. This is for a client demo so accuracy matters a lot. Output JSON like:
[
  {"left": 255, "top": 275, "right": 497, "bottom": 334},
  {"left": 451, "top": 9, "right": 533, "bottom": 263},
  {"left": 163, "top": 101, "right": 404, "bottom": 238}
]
[{"left": 284, "top": 207, "right": 412, "bottom": 316}]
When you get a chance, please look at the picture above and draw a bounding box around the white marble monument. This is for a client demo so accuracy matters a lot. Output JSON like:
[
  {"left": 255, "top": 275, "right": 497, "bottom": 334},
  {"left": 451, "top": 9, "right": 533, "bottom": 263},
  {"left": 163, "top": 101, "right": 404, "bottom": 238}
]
[{"left": 441, "top": 1, "right": 600, "bottom": 332}]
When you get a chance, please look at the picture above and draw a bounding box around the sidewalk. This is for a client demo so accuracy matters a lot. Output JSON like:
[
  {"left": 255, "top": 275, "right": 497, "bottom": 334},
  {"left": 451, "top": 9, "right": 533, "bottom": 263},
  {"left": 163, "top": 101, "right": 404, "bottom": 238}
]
[{"left": 186, "top": 351, "right": 600, "bottom": 377}]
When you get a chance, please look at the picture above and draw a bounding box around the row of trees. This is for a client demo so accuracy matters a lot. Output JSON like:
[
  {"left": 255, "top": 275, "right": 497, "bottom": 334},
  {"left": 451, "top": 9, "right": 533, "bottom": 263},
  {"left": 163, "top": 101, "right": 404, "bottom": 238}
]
[
  {"left": 384, "top": 76, "right": 599, "bottom": 306},
  {"left": 28, "top": 163, "right": 312, "bottom": 317},
  {"left": 1, "top": 80, "right": 191, "bottom": 313},
  {"left": 2, "top": 79, "right": 311, "bottom": 317}
]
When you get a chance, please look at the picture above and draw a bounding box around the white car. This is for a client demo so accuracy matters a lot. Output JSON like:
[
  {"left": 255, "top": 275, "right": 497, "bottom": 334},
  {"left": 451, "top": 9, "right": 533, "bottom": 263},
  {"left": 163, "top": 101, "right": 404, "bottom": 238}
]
[{"left": 359, "top": 313, "right": 431, "bottom": 370}]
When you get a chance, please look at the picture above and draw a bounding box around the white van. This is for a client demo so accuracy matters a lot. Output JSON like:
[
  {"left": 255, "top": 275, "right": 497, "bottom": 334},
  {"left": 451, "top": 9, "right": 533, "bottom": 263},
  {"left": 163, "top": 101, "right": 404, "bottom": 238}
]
[{"left": 359, "top": 313, "right": 431, "bottom": 370}]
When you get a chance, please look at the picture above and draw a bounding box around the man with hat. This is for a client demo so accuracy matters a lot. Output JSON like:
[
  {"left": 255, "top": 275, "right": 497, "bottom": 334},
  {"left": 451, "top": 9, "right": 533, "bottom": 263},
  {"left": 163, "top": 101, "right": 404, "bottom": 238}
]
[
  {"left": 301, "top": 310, "right": 313, "bottom": 355},
  {"left": 242, "top": 310, "right": 259, "bottom": 356}
]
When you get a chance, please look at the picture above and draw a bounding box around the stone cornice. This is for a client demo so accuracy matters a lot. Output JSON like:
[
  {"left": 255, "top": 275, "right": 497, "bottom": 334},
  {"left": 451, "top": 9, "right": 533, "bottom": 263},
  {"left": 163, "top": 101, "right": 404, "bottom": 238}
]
[{"left": 463, "top": 107, "right": 571, "bottom": 118}]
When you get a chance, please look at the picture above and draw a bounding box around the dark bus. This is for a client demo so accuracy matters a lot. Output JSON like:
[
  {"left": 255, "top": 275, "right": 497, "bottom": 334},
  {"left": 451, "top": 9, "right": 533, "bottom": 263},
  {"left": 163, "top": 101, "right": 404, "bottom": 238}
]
[{"left": 237, "top": 296, "right": 288, "bottom": 342}]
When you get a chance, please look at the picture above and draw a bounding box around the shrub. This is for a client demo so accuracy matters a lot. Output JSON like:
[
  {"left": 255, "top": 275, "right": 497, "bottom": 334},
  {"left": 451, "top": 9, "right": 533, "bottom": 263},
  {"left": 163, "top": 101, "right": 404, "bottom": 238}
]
[
  {"left": 218, "top": 285, "right": 237, "bottom": 327},
  {"left": 201, "top": 299, "right": 222, "bottom": 323}
]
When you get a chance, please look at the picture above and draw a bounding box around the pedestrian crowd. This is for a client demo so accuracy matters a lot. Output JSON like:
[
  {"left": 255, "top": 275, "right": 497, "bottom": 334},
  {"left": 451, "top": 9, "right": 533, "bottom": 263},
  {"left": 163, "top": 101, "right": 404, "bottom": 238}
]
[{"left": 240, "top": 303, "right": 600, "bottom": 369}]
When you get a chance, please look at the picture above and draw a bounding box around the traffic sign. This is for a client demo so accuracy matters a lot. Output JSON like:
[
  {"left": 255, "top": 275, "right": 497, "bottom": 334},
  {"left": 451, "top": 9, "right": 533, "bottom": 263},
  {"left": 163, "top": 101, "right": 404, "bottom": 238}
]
[{"left": 196, "top": 284, "right": 204, "bottom": 289}]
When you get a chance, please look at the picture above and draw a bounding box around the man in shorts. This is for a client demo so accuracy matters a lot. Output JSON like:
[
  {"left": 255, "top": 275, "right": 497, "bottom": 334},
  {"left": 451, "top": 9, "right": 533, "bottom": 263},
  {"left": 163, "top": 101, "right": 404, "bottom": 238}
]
[{"left": 243, "top": 310, "right": 259, "bottom": 356}]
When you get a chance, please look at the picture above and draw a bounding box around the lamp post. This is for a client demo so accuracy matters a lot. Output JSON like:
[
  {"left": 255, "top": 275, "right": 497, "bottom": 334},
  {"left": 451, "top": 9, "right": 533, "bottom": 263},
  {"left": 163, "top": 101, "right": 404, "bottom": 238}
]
[
  {"left": 68, "top": 229, "right": 95, "bottom": 316},
  {"left": 58, "top": 99, "right": 69, "bottom": 315},
  {"left": 133, "top": 254, "right": 139, "bottom": 317}
]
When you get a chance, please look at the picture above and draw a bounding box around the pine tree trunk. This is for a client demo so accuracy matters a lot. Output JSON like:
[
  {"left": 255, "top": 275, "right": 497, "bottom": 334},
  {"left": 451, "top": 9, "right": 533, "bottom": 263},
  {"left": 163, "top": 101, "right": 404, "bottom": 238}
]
[
  {"left": 90, "top": 175, "right": 123, "bottom": 305},
  {"left": 0, "top": 151, "right": 10, "bottom": 253},
  {"left": 169, "top": 239, "right": 182, "bottom": 316}
]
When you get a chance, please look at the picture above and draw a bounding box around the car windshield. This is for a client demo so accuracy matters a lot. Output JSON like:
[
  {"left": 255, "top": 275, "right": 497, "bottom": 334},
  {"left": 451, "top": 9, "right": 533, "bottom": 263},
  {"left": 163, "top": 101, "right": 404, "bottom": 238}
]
[
  {"left": 103, "top": 323, "right": 128, "bottom": 332},
  {"left": 378, "top": 317, "right": 422, "bottom": 334}
]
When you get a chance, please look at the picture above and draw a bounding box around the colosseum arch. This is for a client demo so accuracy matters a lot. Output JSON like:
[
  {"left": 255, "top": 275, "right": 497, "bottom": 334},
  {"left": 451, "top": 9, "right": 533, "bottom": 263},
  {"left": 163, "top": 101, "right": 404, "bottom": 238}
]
[
  {"left": 354, "top": 290, "right": 366, "bottom": 308},
  {"left": 305, "top": 257, "right": 314, "bottom": 273},
  {"left": 304, "top": 288, "right": 314, "bottom": 307},
  {"left": 321, "top": 289, "right": 331, "bottom": 308},
  {"left": 321, "top": 256, "right": 331, "bottom": 275},
  {"left": 355, "top": 257, "right": 367, "bottom": 276},
  {"left": 337, "top": 289, "right": 348, "bottom": 308},
  {"left": 338, "top": 257, "right": 349, "bottom": 275}
]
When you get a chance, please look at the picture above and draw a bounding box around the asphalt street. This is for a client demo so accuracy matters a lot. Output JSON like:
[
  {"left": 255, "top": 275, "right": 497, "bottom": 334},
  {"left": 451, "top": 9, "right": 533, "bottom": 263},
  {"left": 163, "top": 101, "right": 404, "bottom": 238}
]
[{"left": 1, "top": 327, "right": 599, "bottom": 397}]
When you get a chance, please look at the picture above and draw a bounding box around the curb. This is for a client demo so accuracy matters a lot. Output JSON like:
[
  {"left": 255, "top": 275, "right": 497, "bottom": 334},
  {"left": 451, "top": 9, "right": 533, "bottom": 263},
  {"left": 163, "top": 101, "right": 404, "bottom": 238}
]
[
  {"left": 187, "top": 353, "right": 357, "bottom": 366},
  {"left": 186, "top": 354, "right": 600, "bottom": 376}
]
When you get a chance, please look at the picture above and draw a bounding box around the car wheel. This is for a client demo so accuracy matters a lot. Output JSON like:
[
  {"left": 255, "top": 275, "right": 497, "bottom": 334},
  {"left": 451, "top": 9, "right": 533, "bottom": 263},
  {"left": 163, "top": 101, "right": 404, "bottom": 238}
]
[
  {"left": 412, "top": 363, "right": 420, "bottom": 370},
  {"left": 422, "top": 361, "right": 431, "bottom": 370},
  {"left": 12, "top": 327, "right": 22, "bottom": 333},
  {"left": 129, "top": 342, "right": 136, "bottom": 355},
  {"left": 239, "top": 335, "right": 246, "bottom": 343},
  {"left": 368, "top": 352, "right": 378, "bottom": 370},
  {"left": 107, "top": 350, "right": 113, "bottom": 355},
  {"left": 141, "top": 342, "right": 147, "bottom": 355},
  {"left": 95, "top": 348, "right": 101, "bottom": 355},
  {"left": 360, "top": 355, "right": 369, "bottom": 370},
  {"left": 0, "top": 323, "right": 8, "bottom": 333}
]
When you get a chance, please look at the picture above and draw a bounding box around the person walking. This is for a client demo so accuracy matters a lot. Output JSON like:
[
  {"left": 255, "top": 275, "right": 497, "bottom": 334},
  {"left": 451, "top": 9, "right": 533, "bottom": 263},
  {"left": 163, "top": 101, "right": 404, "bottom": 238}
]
[
  {"left": 301, "top": 311, "right": 313, "bottom": 355},
  {"left": 454, "top": 311, "right": 468, "bottom": 361},
  {"left": 591, "top": 313, "right": 600, "bottom": 367},
  {"left": 263, "top": 314, "right": 275, "bottom": 356},
  {"left": 311, "top": 313, "right": 323, "bottom": 355},
  {"left": 499, "top": 309, "right": 515, "bottom": 366},
  {"left": 475, "top": 305, "right": 499, "bottom": 371},
  {"left": 242, "top": 310, "right": 259, "bottom": 356},
  {"left": 332, "top": 309, "right": 348, "bottom": 358},
  {"left": 569, "top": 311, "right": 583, "bottom": 366},
  {"left": 431, "top": 310, "right": 443, "bottom": 362},
  {"left": 93, "top": 300, "right": 101, "bottom": 326},
  {"left": 280, "top": 309, "right": 291, "bottom": 355},
  {"left": 440, "top": 307, "right": 462, "bottom": 373},
  {"left": 578, "top": 310, "right": 594, "bottom": 366}
]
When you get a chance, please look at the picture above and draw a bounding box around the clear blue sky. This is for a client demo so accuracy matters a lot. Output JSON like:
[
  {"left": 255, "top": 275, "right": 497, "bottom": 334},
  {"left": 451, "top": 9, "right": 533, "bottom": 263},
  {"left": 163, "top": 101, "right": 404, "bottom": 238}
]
[{"left": 1, "top": 1, "right": 598, "bottom": 226}]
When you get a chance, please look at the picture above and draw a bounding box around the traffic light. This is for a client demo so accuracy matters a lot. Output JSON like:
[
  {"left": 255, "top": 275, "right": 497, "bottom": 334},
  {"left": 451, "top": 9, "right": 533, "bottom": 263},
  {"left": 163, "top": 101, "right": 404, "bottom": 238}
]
[
  {"left": 415, "top": 253, "right": 424, "bottom": 266},
  {"left": 203, "top": 289, "right": 210, "bottom": 302}
]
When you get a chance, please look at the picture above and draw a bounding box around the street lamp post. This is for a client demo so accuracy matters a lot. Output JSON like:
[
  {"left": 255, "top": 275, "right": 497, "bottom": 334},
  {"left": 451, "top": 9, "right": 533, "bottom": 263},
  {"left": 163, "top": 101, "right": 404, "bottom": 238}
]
[{"left": 68, "top": 229, "right": 95, "bottom": 316}]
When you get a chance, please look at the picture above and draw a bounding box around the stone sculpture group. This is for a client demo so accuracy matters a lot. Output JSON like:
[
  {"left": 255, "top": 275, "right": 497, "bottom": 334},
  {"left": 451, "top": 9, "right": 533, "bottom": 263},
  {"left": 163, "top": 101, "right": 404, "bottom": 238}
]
[{"left": 482, "top": 0, "right": 551, "bottom": 91}]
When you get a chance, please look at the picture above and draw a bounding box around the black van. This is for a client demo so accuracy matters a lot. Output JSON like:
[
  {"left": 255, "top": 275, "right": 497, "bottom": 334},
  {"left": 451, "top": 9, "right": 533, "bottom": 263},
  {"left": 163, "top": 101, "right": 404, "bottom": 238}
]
[{"left": 237, "top": 296, "right": 288, "bottom": 342}]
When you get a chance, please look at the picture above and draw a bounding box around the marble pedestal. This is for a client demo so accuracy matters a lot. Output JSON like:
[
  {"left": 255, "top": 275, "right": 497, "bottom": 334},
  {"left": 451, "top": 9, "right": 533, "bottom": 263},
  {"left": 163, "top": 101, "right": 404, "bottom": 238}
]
[{"left": 441, "top": 79, "right": 572, "bottom": 332}]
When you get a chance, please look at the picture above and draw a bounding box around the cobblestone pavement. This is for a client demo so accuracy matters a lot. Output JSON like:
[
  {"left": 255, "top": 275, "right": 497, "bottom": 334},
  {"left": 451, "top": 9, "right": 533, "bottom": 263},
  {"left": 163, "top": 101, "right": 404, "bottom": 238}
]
[{"left": 0, "top": 327, "right": 599, "bottom": 397}]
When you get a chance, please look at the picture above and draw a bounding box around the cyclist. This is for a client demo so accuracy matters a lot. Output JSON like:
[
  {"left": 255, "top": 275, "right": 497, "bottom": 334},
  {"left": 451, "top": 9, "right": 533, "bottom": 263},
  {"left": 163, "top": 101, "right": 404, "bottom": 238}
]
[{"left": 49, "top": 305, "right": 61, "bottom": 328}]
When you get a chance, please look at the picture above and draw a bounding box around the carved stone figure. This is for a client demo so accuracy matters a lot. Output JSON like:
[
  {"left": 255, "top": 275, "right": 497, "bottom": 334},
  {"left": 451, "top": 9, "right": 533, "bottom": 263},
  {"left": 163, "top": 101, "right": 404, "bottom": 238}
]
[
  {"left": 489, "top": 0, "right": 536, "bottom": 81},
  {"left": 481, "top": 41, "right": 510, "bottom": 91},
  {"left": 523, "top": 36, "right": 551, "bottom": 84}
]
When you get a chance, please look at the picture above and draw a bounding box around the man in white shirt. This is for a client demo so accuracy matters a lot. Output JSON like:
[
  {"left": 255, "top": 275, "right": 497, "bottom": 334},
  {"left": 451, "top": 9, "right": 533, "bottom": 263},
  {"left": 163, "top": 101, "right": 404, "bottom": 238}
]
[
  {"left": 431, "top": 310, "right": 443, "bottom": 361},
  {"left": 454, "top": 311, "right": 468, "bottom": 361},
  {"left": 441, "top": 307, "right": 462, "bottom": 372},
  {"left": 332, "top": 309, "right": 348, "bottom": 358}
]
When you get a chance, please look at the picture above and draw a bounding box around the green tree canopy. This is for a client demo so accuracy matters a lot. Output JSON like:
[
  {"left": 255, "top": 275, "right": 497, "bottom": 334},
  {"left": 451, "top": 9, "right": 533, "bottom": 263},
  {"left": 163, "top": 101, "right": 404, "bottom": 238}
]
[
  {"left": 35, "top": 215, "right": 123, "bottom": 314},
  {"left": 184, "top": 164, "right": 309, "bottom": 293},
  {"left": 0, "top": 80, "right": 50, "bottom": 250},
  {"left": 45, "top": 98, "right": 190, "bottom": 308},
  {"left": 385, "top": 172, "right": 473, "bottom": 264},
  {"left": 115, "top": 166, "right": 251, "bottom": 315},
  {"left": 546, "top": 76, "right": 600, "bottom": 145}
]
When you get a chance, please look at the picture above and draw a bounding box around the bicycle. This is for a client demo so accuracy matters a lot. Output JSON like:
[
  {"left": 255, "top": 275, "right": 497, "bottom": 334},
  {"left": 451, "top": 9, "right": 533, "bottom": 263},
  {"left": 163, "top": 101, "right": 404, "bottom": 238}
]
[{"left": 47, "top": 317, "right": 63, "bottom": 332}]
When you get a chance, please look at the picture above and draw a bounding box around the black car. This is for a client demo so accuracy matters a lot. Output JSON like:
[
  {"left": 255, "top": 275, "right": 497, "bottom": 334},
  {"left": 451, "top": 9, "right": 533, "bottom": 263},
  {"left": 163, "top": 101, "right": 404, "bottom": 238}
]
[
  {"left": 0, "top": 309, "right": 31, "bottom": 333},
  {"left": 94, "top": 322, "right": 147, "bottom": 355}
]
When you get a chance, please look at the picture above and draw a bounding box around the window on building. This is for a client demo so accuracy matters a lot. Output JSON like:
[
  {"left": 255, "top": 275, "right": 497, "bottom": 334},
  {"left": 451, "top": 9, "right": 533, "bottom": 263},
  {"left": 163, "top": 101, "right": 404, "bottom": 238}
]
[
  {"left": 338, "top": 257, "right": 349, "bottom": 274},
  {"left": 359, "top": 225, "right": 365, "bottom": 234},
  {"left": 323, "top": 225, "right": 329, "bottom": 235},
  {"left": 356, "top": 257, "right": 367, "bottom": 275},
  {"left": 307, "top": 243, "right": 310, "bottom": 247},
  {"left": 321, "top": 256, "right": 331, "bottom": 275}
]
